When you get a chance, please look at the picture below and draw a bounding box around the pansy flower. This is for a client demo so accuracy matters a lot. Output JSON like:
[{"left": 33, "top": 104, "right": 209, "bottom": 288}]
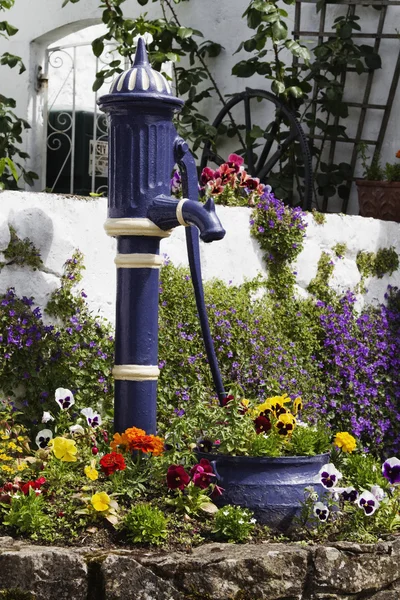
[
  {"left": 91, "top": 491, "right": 111, "bottom": 512},
  {"left": 382, "top": 457, "right": 400, "bottom": 485},
  {"left": 254, "top": 415, "right": 272, "bottom": 434},
  {"left": 196, "top": 438, "right": 214, "bottom": 453},
  {"left": 318, "top": 463, "right": 342, "bottom": 489},
  {"left": 276, "top": 413, "right": 296, "bottom": 436},
  {"left": 50, "top": 437, "right": 77, "bottom": 462},
  {"left": 55, "top": 388, "right": 75, "bottom": 411},
  {"left": 357, "top": 490, "right": 379, "bottom": 515},
  {"left": 341, "top": 487, "right": 358, "bottom": 502},
  {"left": 190, "top": 459, "right": 215, "bottom": 489},
  {"left": 69, "top": 424, "right": 85, "bottom": 435},
  {"left": 166, "top": 464, "right": 190, "bottom": 490},
  {"left": 313, "top": 502, "right": 329, "bottom": 522},
  {"left": 41, "top": 411, "right": 54, "bottom": 424},
  {"left": 81, "top": 407, "right": 102, "bottom": 428},
  {"left": 35, "top": 428, "right": 53, "bottom": 449},
  {"left": 293, "top": 397, "right": 303, "bottom": 415},
  {"left": 370, "top": 485, "right": 385, "bottom": 501},
  {"left": 227, "top": 153, "right": 244, "bottom": 172}
]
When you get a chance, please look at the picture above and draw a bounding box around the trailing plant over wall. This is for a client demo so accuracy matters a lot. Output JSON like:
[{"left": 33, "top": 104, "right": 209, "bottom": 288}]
[
  {"left": 0, "top": 227, "right": 43, "bottom": 271},
  {"left": 0, "top": 0, "right": 37, "bottom": 189},
  {"left": 356, "top": 247, "right": 399, "bottom": 293}
]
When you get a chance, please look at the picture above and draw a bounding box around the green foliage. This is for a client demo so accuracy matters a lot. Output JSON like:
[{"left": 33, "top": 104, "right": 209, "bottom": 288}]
[
  {"left": 123, "top": 503, "right": 168, "bottom": 545},
  {"left": 213, "top": 505, "right": 255, "bottom": 542},
  {"left": 2, "top": 488, "right": 53, "bottom": 537},
  {"left": 356, "top": 247, "right": 399, "bottom": 279},
  {"left": 385, "top": 162, "right": 400, "bottom": 183},
  {"left": 307, "top": 252, "right": 336, "bottom": 302},
  {"left": 332, "top": 243, "right": 347, "bottom": 259},
  {"left": 0, "top": 227, "right": 43, "bottom": 270},
  {"left": 0, "top": 250, "right": 114, "bottom": 424},
  {"left": 358, "top": 144, "right": 400, "bottom": 182},
  {"left": 286, "top": 424, "right": 331, "bottom": 457},
  {"left": 311, "top": 210, "right": 327, "bottom": 225}
]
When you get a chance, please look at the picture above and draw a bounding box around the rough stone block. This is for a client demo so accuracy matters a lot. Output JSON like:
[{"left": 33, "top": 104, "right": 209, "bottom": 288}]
[
  {"left": 0, "top": 544, "right": 88, "bottom": 600},
  {"left": 99, "top": 553, "right": 183, "bottom": 600},
  {"left": 138, "top": 542, "right": 309, "bottom": 600},
  {"left": 313, "top": 540, "right": 400, "bottom": 597}
]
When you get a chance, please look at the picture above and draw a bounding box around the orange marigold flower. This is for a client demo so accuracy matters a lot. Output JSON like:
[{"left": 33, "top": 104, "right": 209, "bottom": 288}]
[
  {"left": 396, "top": 150, "right": 400, "bottom": 158},
  {"left": 124, "top": 426, "right": 146, "bottom": 443},
  {"left": 110, "top": 432, "right": 129, "bottom": 452},
  {"left": 148, "top": 435, "right": 164, "bottom": 456}
]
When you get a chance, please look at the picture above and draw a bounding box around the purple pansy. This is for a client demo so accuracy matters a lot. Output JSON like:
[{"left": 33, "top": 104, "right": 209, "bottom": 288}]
[
  {"left": 382, "top": 457, "right": 400, "bottom": 485},
  {"left": 318, "top": 463, "right": 342, "bottom": 489},
  {"left": 55, "top": 388, "right": 75, "bottom": 411},
  {"left": 357, "top": 490, "right": 379, "bottom": 515},
  {"left": 81, "top": 407, "right": 102, "bottom": 428}
]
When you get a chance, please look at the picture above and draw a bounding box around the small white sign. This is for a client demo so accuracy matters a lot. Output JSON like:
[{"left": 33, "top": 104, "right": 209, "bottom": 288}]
[{"left": 89, "top": 140, "right": 108, "bottom": 177}]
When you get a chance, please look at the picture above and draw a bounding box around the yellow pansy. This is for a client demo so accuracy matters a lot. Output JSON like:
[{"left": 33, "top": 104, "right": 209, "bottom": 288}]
[
  {"left": 334, "top": 432, "right": 357, "bottom": 453},
  {"left": 84, "top": 464, "right": 99, "bottom": 481},
  {"left": 91, "top": 491, "right": 111, "bottom": 512},
  {"left": 276, "top": 413, "right": 296, "bottom": 436},
  {"left": 50, "top": 437, "right": 78, "bottom": 462},
  {"left": 293, "top": 397, "right": 303, "bottom": 415}
]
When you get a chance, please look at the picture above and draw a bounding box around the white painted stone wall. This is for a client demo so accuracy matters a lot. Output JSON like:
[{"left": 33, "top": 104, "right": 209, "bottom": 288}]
[
  {"left": 0, "top": 190, "right": 399, "bottom": 324},
  {"left": 0, "top": 1, "right": 399, "bottom": 213}
]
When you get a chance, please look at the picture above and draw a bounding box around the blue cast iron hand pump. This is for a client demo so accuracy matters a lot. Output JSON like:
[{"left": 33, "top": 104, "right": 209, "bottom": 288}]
[{"left": 99, "top": 38, "right": 227, "bottom": 435}]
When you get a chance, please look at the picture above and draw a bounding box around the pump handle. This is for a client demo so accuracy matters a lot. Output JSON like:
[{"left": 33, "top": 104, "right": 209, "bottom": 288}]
[{"left": 174, "top": 139, "right": 227, "bottom": 405}]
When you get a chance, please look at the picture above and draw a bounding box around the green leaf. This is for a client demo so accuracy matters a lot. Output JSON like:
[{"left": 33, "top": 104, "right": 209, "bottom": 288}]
[
  {"left": 232, "top": 60, "right": 257, "bottom": 78},
  {"left": 5, "top": 157, "right": 18, "bottom": 182},
  {"left": 177, "top": 27, "right": 193, "bottom": 39},
  {"left": 5, "top": 22, "right": 18, "bottom": 36},
  {"left": 286, "top": 86, "right": 303, "bottom": 98},
  {"left": 137, "top": 0, "right": 149, "bottom": 5},
  {"left": 339, "top": 23, "right": 352, "bottom": 39},
  {"left": 92, "top": 77, "right": 104, "bottom": 92},
  {"left": 365, "top": 53, "right": 382, "bottom": 70},
  {"left": 285, "top": 40, "right": 310, "bottom": 61},
  {"left": 272, "top": 20, "right": 288, "bottom": 41},
  {"left": 271, "top": 79, "right": 285, "bottom": 95},
  {"left": 92, "top": 38, "right": 104, "bottom": 58}
]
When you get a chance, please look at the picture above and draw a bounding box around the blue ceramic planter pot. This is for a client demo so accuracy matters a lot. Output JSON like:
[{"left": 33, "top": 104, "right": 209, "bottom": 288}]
[{"left": 197, "top": 451, "right": 330, "bottom": 531}]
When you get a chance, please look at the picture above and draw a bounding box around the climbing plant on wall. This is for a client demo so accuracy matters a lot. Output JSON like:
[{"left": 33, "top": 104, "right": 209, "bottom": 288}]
[{"left": 62, "top": 0, "right": 386, "bottom": 210}]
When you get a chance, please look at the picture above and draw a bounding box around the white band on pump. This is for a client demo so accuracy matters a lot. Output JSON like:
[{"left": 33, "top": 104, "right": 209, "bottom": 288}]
[
  {"left": 114, "top": 253, "right": 163, "bottom": 269},
  {"left": 104, "top": 218, "right": 172, "bottom": 238},
  {"left": 176, "top": 198, "right": 190, "bottom": 227},
  {"left": 112, "top": 365, "right": 160, "bottom": 381}
]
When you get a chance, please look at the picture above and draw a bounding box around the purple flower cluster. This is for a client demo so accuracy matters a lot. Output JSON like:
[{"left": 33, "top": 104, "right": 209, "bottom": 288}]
[{"left": 311, "top": 288, "right": 400, "bottom": 452}]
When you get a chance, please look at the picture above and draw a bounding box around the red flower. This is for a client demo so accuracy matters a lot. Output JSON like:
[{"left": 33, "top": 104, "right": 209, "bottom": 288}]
[
  {"left": 208, "top": 177, "right": 224, "bottom": 195},
  {"left": 99, "top": 451, "right": 126, "bottom": 476},
  {"left": 200, "top": 167, "right": 215, "bottom": 186},
  {"left": 227, "top": 153, "right": 244, "bottom": 169},
  {"left": 190, "top": 459, "right": 215, "bottom": 489},
  {"left": 214, "top": 163, "right": 235, "bottom": 185},
  {"left": 20, "top": 477, "right": 46, "bottom": 496},
  {"left": 166, "top": 464, "right": 190, "bottom": 490},
  {"left": 211, "top": 484, "right": 224, "bottom": 499},
  {"left": 254, "top": 415, "right": 272, "bottom": 434},
  {"left": 221, "top": 394, "right": 234, "bottom": 407},
  {"left": 396, "top": 150, "right": 400, "bottom": 159}
]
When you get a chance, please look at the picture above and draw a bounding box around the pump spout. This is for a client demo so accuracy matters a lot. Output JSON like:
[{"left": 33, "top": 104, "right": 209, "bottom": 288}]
[{"left": 148, "top": 195, "right": 226, "bottom": 243}]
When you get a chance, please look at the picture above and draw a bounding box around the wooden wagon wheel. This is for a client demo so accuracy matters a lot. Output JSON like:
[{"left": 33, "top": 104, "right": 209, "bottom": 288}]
[{"left": 200, "top": 88, "right": 313, "bottom": 210}]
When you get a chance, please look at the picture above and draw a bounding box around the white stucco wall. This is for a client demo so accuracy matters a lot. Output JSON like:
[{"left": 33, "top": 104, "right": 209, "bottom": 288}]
[
  {"left": 0, "top": 1, "right": 399, "bottom": 213},
  {"left": 0, "top": 190, "right": 399, "bottom": 324}
]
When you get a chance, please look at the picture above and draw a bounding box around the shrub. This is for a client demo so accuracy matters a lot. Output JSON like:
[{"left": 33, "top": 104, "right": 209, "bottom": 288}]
[
  {"left": 123, "top": 503, "right": 168, "bottom": 545},
  {"left": 213, "top": 505, "right": 256, "bottom": 542}
]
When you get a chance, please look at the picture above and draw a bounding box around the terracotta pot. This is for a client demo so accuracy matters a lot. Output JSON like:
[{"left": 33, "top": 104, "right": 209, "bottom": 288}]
[
  {"left": 356, "top": 179, "right": 400, "bottom": 223},
  {"left": 197, "top": 451, "right": 330, "bottom": 531}
]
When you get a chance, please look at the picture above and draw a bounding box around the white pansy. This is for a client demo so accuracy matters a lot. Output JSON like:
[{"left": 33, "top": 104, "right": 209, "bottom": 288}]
[
  {"left": 80, "top": 407, "right": 102, "bottom": 428},
  {"left": 370, "top": 485, "right": 385, "bottom": 501},
  {"left": 55, "top": 388, "right": 75, "bottom": 411},
  {"left": 69, "top": 424, "right": 85, "bottom": 435},
  {"left": 357, "top": 490, "right": 380, "bottom": 515},
  {"left": 318, "top": 463, "right": 343, "bottom": 489},
  {"left": 35, "top": 428, "right": 53, "bottom": 449},
  {"left": 41, "top": 411, "right": 54, "bottom": 424}
]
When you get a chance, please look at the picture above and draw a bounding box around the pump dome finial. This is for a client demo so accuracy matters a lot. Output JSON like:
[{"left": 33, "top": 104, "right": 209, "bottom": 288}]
[{"left": 133, "top": 36, "right": 149, "bottom": 67}]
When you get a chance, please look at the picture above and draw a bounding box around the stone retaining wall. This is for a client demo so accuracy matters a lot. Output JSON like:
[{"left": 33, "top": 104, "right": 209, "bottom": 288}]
[
  {"left": 0, "top": 536, "right": 399, "bottom": 600},
  {"left": 1, "top": 191, "right": 400, "bottom": 323}
]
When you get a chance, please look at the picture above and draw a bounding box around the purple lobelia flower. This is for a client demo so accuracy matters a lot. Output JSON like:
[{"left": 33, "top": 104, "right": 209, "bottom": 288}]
[{"left": 382, "top": 457, "right": 400, "bottom": 484}]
